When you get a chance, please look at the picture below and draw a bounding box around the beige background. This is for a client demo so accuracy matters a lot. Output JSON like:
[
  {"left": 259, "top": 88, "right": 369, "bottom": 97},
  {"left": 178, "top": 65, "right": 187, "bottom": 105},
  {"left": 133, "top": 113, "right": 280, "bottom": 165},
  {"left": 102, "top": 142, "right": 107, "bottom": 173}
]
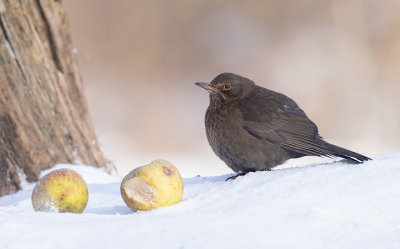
[{"left": 63, "top": 0, "right": 400, "bottom": 178}]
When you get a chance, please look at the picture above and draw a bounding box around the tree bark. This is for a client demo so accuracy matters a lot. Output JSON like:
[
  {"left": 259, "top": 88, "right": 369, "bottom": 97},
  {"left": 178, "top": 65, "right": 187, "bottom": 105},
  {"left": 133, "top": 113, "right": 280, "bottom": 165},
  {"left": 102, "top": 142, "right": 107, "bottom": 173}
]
[{"left": 0, "top": 0, "right": 108, "bottom": 196}]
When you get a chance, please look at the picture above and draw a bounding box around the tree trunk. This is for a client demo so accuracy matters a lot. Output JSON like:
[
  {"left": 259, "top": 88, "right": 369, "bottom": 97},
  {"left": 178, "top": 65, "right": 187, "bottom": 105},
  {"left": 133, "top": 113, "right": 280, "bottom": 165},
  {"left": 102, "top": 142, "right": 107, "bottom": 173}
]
[{"left": 0, "top": 0, "right": 108, "bottom": 196}]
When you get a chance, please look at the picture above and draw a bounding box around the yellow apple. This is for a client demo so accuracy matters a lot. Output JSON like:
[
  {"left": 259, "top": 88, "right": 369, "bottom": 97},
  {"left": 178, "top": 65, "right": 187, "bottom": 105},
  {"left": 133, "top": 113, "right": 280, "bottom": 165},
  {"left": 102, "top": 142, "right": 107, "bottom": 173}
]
[
  {"left": 31, "top": 168, "right": 89, "bottom": 213},
  {"left": 120, "top": 159, "right": 183, "bottom": 211}
]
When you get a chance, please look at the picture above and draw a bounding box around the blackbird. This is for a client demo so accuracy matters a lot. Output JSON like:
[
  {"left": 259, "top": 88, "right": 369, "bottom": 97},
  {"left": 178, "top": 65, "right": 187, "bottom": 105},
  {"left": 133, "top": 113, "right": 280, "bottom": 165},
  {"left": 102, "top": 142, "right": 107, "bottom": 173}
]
[{"left": 196, "top": 73, "right": 371, "bottom": 180}]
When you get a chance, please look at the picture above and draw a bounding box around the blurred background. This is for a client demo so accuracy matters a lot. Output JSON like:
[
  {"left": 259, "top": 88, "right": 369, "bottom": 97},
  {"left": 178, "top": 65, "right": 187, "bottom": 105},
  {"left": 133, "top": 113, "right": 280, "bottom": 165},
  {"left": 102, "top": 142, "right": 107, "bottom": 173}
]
[{"left": 63, "top": 0, "right": 400, "bottom": 178}]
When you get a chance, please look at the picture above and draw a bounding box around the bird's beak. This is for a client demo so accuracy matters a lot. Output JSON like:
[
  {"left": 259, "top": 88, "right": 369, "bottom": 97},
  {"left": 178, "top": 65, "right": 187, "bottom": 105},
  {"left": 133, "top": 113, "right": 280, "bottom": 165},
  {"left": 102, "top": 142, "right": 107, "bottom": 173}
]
[{"left": 195, "top": 82, "right": 218, "bottom": 92}]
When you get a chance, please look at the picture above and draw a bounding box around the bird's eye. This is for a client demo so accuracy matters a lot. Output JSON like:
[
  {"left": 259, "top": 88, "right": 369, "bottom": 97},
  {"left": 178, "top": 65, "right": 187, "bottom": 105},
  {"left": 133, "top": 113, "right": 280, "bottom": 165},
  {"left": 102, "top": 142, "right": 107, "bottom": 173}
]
[{"left": 223, "top": 84, "right": 231, "bottom": 90}]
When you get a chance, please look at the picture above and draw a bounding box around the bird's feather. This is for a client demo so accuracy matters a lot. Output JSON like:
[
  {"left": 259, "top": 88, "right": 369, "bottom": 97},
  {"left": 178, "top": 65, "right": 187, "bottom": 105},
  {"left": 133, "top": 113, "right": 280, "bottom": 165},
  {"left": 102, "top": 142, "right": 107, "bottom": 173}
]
[{"left": 240, "top": 90, "right": 336, "bottom": 158}]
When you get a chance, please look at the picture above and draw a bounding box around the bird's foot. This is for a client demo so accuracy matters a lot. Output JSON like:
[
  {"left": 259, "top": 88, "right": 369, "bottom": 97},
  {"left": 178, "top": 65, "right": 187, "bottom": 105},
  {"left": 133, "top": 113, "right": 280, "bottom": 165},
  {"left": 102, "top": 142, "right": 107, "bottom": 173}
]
[{"left": 226, "top": 172, "right": 247, "bottom": 181}]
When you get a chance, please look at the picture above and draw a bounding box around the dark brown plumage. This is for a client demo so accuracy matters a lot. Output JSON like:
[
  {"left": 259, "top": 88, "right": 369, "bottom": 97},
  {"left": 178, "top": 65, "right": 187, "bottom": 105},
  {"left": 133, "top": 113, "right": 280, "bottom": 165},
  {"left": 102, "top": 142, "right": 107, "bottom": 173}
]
[{"left": 196, "top": 73, "right": 370, "bottom": 180}]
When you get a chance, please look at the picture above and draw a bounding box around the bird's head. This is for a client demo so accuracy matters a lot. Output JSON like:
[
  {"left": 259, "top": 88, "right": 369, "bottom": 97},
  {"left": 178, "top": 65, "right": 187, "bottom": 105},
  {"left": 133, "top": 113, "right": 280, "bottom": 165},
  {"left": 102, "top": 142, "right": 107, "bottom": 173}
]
[{"left": 195, "top": 73, "right": 255, "bottom": 103}]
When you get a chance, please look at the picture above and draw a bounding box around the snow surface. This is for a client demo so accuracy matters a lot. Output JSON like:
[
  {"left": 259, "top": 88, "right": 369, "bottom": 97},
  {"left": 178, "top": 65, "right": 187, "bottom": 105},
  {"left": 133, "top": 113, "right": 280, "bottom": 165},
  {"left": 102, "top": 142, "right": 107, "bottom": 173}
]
[{"left": 1, "top": 153, "right": 400, "bottom": 249}]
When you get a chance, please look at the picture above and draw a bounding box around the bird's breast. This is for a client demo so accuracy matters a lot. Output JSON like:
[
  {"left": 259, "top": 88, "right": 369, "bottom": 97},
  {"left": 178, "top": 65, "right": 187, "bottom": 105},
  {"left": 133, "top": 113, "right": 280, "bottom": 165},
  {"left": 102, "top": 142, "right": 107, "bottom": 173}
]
[{"left": 205, "top": 104, "right": 244, "bottom": 157}]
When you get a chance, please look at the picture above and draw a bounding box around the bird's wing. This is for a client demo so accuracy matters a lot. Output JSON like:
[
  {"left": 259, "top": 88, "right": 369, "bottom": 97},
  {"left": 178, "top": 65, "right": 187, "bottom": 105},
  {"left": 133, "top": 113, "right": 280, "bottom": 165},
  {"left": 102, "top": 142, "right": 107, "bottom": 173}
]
[{"left": 239, "top": 97, "right": 335, "bottom": 158}]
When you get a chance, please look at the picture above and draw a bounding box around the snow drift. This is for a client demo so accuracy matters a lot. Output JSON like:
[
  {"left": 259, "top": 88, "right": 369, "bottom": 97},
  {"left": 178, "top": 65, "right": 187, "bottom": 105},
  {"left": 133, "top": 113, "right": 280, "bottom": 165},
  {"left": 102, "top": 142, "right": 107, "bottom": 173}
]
[{"left": 1, "top": 152, "right": 400, "bottom": 249}]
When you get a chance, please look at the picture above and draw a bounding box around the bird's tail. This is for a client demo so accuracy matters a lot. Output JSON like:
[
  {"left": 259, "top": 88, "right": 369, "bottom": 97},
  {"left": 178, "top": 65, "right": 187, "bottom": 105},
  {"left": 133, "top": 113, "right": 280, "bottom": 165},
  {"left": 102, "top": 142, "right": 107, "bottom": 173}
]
[{"left": 322, "top": 141, "right": 371, "bottom": 163}]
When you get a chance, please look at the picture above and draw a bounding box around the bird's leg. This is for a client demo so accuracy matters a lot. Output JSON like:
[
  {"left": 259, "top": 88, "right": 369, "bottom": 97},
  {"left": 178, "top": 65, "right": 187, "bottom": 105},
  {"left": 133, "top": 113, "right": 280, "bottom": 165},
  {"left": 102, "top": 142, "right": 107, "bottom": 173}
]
[{"left": 226, "top": 172, "right": 248, "bottom": 181}]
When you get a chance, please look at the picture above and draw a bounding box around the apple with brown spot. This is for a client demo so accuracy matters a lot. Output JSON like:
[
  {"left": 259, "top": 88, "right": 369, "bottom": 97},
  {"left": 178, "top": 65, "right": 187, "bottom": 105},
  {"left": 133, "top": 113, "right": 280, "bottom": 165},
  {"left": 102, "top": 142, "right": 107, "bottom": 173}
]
[{"left": 120, "top": 159, "right": 183, "bottom": 212}]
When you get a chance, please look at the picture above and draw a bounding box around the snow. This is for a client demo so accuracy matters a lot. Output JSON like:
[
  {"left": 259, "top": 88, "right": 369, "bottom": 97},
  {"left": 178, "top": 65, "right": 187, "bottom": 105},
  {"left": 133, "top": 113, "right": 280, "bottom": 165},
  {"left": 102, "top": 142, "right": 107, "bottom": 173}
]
[{"left": 1, "top": 153, "right": 400, "bottom": 249}]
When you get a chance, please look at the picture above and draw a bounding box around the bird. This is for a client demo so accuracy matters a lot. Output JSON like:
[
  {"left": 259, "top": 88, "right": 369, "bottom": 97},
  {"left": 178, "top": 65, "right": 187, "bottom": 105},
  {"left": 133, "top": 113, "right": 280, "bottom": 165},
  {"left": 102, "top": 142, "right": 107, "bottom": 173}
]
[{"left": 195, "top": 73, "right": 371, "bottom": 180}]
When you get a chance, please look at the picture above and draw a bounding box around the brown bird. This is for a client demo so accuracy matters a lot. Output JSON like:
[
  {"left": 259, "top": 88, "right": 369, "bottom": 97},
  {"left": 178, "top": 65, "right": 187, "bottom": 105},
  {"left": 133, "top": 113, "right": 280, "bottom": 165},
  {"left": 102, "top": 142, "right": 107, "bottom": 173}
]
[{"left": 196, "top": 73, "right": 371, "bottom": 180}]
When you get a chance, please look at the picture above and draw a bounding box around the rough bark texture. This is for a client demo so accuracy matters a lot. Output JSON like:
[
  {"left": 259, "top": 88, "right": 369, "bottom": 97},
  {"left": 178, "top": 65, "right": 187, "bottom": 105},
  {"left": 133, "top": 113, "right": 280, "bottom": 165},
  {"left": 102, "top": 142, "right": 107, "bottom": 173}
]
[{"left": 0, "top": 0, "right": 108, "bottom": 196}]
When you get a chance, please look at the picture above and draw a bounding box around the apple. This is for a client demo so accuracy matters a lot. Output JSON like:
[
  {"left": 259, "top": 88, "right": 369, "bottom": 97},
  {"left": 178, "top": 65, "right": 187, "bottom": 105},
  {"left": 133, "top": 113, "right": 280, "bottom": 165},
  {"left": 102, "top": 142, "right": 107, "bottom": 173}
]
[
  {"left": 120, "top": 159, "right": 183, "bottom": 211},
  {"left": 31, "top": 168, "right": 89, "bottom": 213}
]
